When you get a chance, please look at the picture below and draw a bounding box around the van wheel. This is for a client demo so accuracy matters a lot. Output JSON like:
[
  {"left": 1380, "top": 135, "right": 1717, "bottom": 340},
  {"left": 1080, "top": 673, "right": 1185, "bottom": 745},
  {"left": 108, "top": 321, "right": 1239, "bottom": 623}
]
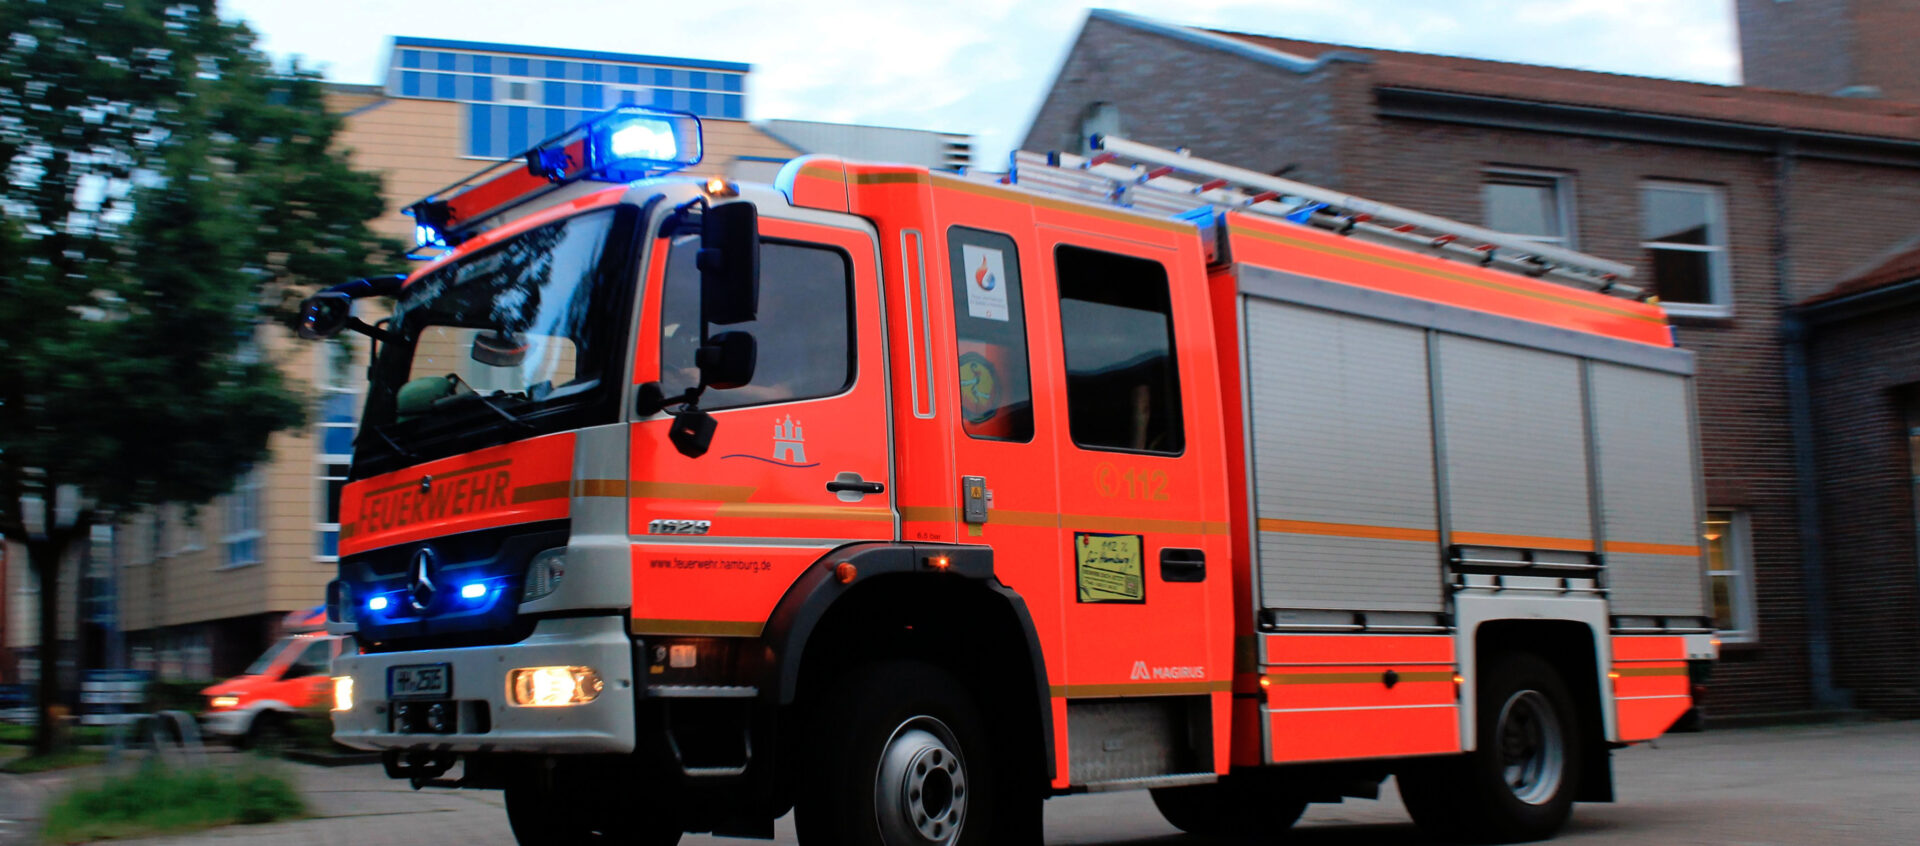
[
  {"left": 505, "top": 776, "right": 682, "bottom": 845},
  {"left": 243, "top": 711, "right": 287, "bottom": 753},
  {"left": 796, "top": 660, "right": 1013, "bottom": 846},
  {"left": 1399, "top": 652, "right": 1582, "bottom": 843},
  {"left": 1151, "top": 776, "right": 1306, "bottom": 839}
]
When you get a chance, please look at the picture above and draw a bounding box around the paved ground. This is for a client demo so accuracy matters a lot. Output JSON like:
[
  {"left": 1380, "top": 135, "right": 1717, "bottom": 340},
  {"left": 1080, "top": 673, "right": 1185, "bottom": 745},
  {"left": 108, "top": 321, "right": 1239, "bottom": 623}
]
[{"left": 3, "top": 720, "right": 1916, "bottom": 845}]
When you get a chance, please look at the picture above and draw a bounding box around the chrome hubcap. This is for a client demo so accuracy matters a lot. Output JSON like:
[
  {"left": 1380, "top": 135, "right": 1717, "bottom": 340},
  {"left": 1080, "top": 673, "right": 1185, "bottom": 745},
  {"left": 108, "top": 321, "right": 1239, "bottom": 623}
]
[
  {"left": 1496, "top": 689, "right": 1565, "bottom": 805},
  {"left": 874, "top": 716, "right": 968, "bottom": 844}
]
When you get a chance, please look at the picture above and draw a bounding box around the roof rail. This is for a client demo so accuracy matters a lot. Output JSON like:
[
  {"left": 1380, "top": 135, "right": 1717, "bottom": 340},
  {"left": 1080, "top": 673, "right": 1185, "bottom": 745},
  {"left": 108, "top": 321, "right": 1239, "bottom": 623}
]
[{"left": 1009, "top": 136, "right": 1642, "bottom": 299}]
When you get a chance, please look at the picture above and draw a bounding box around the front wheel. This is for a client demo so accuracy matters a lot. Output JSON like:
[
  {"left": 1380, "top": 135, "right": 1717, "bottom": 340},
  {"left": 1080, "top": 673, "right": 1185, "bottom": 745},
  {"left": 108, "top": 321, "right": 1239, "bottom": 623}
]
[
  {"left": 796, "top": 660, "right": 1024, "bottom": 846},
  {"left": 1398, "top": 652, "right": 1582, "bottom": 843}
]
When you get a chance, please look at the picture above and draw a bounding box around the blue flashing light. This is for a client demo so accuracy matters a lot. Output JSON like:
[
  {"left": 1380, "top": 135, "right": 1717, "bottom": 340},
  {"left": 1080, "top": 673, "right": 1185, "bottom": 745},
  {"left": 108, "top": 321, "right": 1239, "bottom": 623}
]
[
  {"left": 368, "top": 595, "right": 389, "bottom": 612},
  {"left": 608, "top": 119, "right": 678, "bottom": 162},
  {"left": 460, "top": 583, "right": 487, "bottom": 600},
  {"left": 581, "top": 106, "right": 703, "bottom": 183}
]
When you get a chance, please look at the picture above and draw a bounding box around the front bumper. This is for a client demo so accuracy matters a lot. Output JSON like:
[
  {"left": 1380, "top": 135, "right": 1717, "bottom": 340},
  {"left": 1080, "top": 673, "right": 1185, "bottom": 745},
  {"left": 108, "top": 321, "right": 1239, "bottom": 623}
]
[
  {"left": 331, "top": 614, "right": 637, "bottom": 754},
  {"left": 200, "top": 708, "right": 253, "bottom": 738}
]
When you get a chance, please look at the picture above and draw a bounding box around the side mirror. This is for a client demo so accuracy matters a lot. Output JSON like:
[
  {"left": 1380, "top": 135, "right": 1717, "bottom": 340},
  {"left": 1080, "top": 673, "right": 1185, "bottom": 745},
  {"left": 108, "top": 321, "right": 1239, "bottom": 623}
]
[
  {"left": 697, "top": 201, "right": 759, "bottom": 326},
  {"left": 298, "top": 292, "right": 354, "bottom": 340},
  {"left": 696, "top": 331, "right": 756, "bottom": 390},
  {"left": 471, "top": 331, "right": 528, "bottom": 367}
]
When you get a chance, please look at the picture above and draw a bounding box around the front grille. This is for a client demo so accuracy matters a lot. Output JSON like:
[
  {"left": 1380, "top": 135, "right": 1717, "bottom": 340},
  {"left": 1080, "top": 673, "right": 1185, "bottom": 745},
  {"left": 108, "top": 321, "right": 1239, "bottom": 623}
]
[{"left": 343, "top": 522, "right": 567, "bottom": 651}]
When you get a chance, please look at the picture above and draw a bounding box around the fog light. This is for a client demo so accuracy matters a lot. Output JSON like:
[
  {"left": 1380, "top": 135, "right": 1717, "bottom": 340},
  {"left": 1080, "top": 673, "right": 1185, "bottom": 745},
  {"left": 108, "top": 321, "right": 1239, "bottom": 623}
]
[
  {"left": 508, "top": 666, "right": 603, "bottom": 707},
  {"left": 332, "top": 677, "right": 353, "bottom": 711},
  {"left": 522, "top": 548, "right": 567, "bottom": 602},
  {"left": 211, "top": 695, "right": 240, "bottom": 710}
]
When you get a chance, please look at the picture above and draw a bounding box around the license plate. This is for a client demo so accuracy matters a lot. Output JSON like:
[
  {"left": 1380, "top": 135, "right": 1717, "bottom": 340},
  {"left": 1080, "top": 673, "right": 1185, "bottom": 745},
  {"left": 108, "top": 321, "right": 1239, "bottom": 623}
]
[{"left": 388, "top": 664, "right": 452, "bottom": 700}]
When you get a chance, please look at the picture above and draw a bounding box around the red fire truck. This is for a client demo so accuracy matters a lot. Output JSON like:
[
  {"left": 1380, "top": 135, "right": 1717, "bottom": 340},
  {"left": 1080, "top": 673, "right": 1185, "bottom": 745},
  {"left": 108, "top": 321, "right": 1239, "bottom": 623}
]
[{"left": 301, "top": 106, "right": 1715, "bottom": 845}]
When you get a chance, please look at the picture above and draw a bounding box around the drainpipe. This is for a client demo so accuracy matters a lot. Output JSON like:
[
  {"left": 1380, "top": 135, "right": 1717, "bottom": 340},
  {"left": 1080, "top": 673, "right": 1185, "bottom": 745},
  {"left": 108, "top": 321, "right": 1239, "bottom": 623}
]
[{"left": 1775, "top": 138, "right": 1849, "bottom": 710}]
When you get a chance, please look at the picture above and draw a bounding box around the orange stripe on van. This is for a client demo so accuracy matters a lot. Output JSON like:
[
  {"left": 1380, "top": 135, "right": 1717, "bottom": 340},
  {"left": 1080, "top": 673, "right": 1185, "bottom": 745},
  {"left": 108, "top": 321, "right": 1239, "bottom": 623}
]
[
  {"left": 1257, "top": 518, "right": 1439, "bottom": 543},
  {"left": 1451, "top": 531, "right": 1594, "bottom": 552}
]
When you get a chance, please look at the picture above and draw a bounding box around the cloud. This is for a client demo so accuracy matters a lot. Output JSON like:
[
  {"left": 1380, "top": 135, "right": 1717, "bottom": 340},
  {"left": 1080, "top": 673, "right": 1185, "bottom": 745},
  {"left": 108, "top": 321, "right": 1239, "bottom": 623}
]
[{"left": 221, "top": 0, "right": 1739, "bottom": 166}]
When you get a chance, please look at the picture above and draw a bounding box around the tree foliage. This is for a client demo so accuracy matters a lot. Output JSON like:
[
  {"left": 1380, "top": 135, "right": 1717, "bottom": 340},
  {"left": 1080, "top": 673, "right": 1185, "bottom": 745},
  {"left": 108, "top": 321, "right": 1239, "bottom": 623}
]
[{"left": 0, "top": 0, "right": 400, "bottom": 750}]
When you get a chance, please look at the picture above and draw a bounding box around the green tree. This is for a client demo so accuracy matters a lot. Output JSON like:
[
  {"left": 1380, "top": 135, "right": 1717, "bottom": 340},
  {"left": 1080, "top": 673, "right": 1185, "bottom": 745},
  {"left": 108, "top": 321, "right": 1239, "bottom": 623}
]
[{"left": 0, "top": 1, "right": 399, "bottom": 754}]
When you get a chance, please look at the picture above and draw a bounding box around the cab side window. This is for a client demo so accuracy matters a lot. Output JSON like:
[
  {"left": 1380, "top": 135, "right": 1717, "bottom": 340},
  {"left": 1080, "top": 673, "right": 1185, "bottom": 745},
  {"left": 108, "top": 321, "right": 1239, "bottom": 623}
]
[
  {"left": 1055, "top": 245, "right": 1184, "bottom": 454},
  {"left": 660, "top": 236, "right": 854, "bottom": 410},
  {"left": 947, "top": 227, "right": 1034, "bottom": 442}
]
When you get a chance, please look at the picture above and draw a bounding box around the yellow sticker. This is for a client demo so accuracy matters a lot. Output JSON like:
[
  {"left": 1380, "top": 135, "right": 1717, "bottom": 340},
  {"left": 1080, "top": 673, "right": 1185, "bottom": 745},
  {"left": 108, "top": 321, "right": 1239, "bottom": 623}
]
[{"left": 1076, "top": 532, "right": 1145, "bottom": 603}]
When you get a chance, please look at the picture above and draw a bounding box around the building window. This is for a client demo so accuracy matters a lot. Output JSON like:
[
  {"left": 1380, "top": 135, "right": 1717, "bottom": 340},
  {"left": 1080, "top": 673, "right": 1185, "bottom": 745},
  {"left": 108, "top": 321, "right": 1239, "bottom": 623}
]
[
  {"left": 1484, "top": 169, "right": 1574, "bottom": 248},
  {"left": 1055, "top": 245, "right": 1184, "bottom": 454},
  {"left": 222, "top": 469, "right": 264, "bottom": 568},
  {"left": 1642, "top": 182, "right": 1731, "bottom": 317},
  {"left": 1704, "top": 509, "right": 1757, "bottom": 642}
]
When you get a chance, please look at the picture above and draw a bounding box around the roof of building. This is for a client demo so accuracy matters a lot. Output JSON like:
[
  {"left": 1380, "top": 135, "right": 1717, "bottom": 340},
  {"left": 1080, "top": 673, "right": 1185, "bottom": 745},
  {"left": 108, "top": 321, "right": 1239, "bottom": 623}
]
[
  {"left": 391, "top": 36, "right": 750, "bottom": 73},
  {"left": 1804, "top": 240, "right": 1920, "bottom": 310},
  {"left": 1197, "top": 27, "right": 1920, "bottom": 142}
]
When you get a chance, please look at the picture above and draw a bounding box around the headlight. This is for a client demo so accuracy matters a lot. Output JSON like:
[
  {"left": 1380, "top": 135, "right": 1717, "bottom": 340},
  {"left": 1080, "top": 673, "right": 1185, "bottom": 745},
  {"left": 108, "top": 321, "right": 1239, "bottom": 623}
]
[
  {"left": 210, "top": 695, "right": 240, "bottom": 709},
  {"left": 332, "top": 676, "right": 353, "bottom": 712},
  {"left": 508, "top": 666, "right": 602, "bottom": 707}
]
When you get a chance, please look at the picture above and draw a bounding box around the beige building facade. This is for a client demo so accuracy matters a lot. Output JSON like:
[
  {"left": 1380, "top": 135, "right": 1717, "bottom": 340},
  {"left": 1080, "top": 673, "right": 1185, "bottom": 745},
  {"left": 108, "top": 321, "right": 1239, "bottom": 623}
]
[{"left": 13, "top": 39, "right": 804, "bottom": 682}]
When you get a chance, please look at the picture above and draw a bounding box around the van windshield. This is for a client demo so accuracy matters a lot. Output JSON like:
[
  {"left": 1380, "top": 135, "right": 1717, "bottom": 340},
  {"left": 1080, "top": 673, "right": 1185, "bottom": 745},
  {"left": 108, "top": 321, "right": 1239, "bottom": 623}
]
[{"left": 243, "top": 636, "right": 298, "bottom": 677}]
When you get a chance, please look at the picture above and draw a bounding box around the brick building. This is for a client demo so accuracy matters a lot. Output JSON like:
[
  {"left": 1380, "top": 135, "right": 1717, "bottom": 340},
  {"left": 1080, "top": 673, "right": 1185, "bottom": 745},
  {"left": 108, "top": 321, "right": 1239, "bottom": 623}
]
[{"left": 1022, "top": 7, "right": 1920, "bottom": 717}]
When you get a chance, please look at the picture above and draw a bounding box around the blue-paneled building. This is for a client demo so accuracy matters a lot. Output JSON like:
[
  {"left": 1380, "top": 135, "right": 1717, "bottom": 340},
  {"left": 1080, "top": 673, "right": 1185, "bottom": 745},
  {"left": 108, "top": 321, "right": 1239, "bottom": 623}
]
[{"left": 384, "top": 37, "right": 751, "bottom": 159}]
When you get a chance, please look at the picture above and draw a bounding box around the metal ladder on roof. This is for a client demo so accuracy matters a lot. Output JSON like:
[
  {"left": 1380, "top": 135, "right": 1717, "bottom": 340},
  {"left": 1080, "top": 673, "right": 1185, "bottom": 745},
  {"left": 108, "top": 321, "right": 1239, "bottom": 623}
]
[{"left": 990, "top": 134, "right": 1643, "bottom": 300}]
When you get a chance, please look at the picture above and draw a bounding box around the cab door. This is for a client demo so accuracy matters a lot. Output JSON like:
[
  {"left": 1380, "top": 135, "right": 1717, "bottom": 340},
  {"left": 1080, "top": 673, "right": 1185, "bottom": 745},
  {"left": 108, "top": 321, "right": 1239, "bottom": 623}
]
[{"left": 628, "top": 211, "right": 892, "bottom": 635}]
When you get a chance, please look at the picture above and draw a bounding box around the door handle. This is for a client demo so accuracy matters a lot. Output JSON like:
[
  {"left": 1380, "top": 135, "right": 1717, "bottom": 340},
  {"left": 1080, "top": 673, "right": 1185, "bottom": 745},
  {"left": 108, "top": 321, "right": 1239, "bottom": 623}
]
[
  {"left": 1161, "top": 547, "right": 1206, "bottom": 583},
  {"left": 826, "top": 472, "right": 885, "bottom": 500}
]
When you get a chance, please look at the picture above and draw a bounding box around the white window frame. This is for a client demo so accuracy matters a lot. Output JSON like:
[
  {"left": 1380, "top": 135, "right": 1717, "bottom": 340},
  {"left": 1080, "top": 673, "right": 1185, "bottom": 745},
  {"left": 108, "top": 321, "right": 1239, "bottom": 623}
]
[
  {"left": 220, "top": 469, "right": 264, "bottom": 569},
  {"left": 315, "top": 346, "right": 360, "bottom": 564},
  {"left": 1483, "top": 167, "right": 1577, "bottom": 250},
  {"left": 1642, "top": 181, "right": 1732, "bottom": 318},
  {"left": 1704, "top": 509, "right": 1758, "bottom": 643}
]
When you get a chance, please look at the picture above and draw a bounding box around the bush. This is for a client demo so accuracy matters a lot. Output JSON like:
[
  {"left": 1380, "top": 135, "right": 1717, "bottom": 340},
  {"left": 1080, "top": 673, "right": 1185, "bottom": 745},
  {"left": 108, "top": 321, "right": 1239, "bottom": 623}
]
[
  {"left": 41, "top": 762, "right": 305, "bottom": 843},
  {"left": 148, "top": 679, "right": 224, "bottom": 714}
]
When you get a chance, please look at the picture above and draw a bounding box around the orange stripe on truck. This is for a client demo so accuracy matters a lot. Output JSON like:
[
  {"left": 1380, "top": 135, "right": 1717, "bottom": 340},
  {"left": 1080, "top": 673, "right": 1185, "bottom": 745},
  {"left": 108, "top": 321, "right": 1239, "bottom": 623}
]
[{"left": 1257, "top": 518, "right": 1439, "bottom": 543}]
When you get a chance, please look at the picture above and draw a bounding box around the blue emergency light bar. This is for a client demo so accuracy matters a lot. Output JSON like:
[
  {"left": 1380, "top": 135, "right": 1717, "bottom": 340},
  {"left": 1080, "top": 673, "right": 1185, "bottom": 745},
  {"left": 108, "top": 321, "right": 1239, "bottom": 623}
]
[{"left": 407, "top": 105, "right": 705, "bottom": 252}]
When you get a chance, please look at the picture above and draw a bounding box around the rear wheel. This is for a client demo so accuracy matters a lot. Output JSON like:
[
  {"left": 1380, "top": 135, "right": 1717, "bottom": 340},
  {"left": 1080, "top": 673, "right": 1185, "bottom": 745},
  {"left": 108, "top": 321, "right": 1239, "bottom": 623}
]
[
  {"left": 1399, "top": 652, "right": 1582, "bottom": 843},
  {"left": 1150, "top": 776, "right": 1306, "bottom": 840},
  {"left": 796, "top": 660, "right": 1029, "bottom": 846},
  {"left": 504, "top": 772, "right": 682, "bottom": 846}
]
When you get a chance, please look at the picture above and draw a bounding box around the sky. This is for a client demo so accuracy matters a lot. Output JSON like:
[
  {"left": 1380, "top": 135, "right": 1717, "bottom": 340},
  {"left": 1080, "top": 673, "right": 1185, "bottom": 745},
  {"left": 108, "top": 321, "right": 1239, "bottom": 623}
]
[{"left": 219, "top": 0, "right": 1741, "bottom": 168}]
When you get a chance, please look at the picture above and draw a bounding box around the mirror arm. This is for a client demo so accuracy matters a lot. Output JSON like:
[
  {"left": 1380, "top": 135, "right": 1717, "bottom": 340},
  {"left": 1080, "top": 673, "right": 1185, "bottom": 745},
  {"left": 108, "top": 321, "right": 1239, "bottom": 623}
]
[{"left": 345, "top": 316, "right": 397, "bottom": 344}]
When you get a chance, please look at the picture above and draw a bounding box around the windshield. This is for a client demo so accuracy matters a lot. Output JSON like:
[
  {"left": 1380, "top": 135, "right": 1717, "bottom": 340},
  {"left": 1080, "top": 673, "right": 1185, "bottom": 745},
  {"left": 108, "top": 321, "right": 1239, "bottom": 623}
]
[
  {"left": 356, "top": 206, "right": 635, "bottom": 474},
  {"left": 243, "top": 636, "right": 298, "bottom": 676}
]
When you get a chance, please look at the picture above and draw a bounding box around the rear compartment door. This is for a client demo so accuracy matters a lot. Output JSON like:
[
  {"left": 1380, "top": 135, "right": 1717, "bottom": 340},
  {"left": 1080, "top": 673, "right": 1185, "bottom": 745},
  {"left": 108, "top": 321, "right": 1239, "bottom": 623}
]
[{"left": 1035, "top": 229, "right": 1225, "bottom": 784}]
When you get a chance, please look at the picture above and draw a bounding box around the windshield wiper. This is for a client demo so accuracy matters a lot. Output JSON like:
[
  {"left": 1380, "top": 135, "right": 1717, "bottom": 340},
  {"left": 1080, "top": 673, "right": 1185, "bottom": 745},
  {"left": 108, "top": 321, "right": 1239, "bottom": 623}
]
[{"left": 435, "top": 375, "right": 537, "bottom": 433}]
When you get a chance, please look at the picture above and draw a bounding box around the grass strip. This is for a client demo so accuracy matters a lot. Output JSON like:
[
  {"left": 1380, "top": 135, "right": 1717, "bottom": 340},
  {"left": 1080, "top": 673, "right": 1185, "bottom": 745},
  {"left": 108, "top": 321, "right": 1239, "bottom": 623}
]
[
  {"left": 1, "top": 748, "right": 107, "bottom": 773},
  {"left": 0, "top": 724, "right": 111, "bottom": 746},
  {"left": 41, "top": 762, "right": 305, "bottom": 843}
]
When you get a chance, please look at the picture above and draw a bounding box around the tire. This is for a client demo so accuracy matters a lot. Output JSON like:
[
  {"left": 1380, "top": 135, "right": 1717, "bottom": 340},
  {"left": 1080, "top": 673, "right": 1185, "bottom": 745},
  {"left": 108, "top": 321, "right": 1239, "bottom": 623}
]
[
  {"left": 795, "top": 660, "right": 1025, "bottom": 846},
  {"left": 1399, "top": 652, "right": 1582, "bottom": 843},
  {"left": 1151, "top": 776, "right": 1306, "bottom": 840},
  {"left": 243, "top": 711, "right": 286, "bottom": 753},
  {"left": 505, "top": 773, "right": 682, "bottom": 846}
]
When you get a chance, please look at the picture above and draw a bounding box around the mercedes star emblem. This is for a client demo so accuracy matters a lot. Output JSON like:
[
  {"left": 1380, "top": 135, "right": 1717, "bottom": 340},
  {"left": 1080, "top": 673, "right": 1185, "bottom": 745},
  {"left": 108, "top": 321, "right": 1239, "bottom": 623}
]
[{"left": 409, "top": 547, "right": 438, "bottom": 611}]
